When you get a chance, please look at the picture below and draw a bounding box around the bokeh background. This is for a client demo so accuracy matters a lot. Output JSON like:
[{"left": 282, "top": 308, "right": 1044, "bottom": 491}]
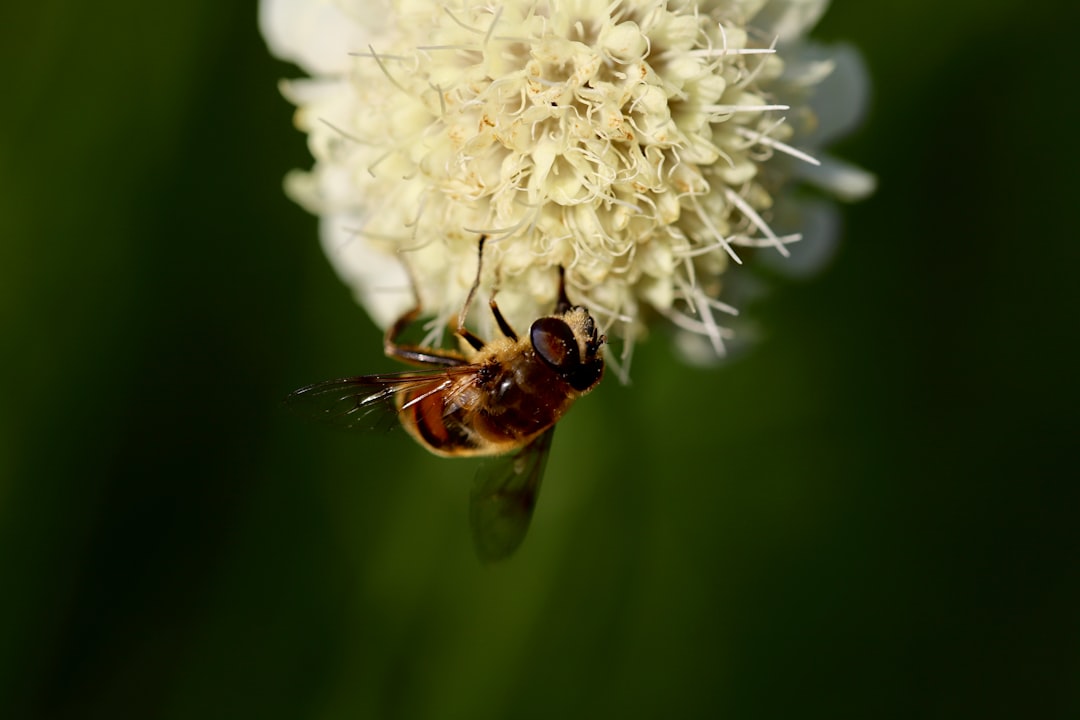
[{"left": 2, "top": 1, "right": 1077, "bottom": 718}]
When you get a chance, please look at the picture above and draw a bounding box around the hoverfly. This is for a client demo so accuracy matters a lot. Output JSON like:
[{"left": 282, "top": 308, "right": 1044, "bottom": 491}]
[{"left": 288, "top": 238, "right": 605, "bottom": 562}]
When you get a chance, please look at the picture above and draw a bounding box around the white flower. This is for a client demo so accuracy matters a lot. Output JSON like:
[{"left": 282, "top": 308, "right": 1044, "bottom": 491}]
[{"left": 261, "top": 0, "right": 873, "bottom": 379}]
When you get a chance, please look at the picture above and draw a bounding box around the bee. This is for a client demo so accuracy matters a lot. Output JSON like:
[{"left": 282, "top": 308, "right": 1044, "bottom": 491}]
[{"left": 288, "top": 238, "right": 605, "bottom": 562}]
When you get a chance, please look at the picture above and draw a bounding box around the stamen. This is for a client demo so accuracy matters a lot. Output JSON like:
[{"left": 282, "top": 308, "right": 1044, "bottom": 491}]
[
  {"left": 686, "top": 48, "right": 777, "bottom": 57},
  {"left": 734, "top": 126, "right": 821, "bottom": 166},
  {"left": 363, "top": 45, "right": 412, "bottom": 96},
  {"left": 689, "top": 194, "right": 742, "bottom": 264},
  {"left": 702, "top": 104, "right": 790, "bottom": 114},
  {"left": 724, "top": 188, "right": 790, "bottom": 257},
  {"left": 730, "top": 233, "right": 802, "bottom": 248}
]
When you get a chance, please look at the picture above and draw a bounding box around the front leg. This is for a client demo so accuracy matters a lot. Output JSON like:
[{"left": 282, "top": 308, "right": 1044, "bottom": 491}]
[
  {"left": 384, "top": 267, "right": 469, "bottom": 368},
  {"left": 488, "top": 297, "right": 518, "bottom": 341},
  {"left": 454, "top": 234, "right": 492, "bottom": 351}
]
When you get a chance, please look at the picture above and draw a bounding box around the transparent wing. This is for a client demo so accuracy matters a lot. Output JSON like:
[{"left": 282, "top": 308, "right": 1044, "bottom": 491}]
[
  {"left": 469, "top": 427, "right": 556, "bottom": 563},
  {"left": 284, "top": 369, "right": 464, "bottom": 432}
]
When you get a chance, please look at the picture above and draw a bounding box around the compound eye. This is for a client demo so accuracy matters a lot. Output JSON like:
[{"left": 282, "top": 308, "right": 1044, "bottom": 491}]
[{"left": 530, "top": 317, "right": 581, "bottom": 372}]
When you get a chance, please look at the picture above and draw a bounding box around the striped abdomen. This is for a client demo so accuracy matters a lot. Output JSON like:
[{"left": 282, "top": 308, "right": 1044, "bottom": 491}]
[{"left": 398, "top": 354, "right": 576, "bottom": 457}]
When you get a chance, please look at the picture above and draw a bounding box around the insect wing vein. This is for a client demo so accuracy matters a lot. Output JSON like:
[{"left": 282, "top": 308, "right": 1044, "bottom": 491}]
[
  {"left": 286, "top": 370, "right": 456, "bottom": 432},
  {"left": 399, "top": 378, "right": 453, "bottom": 412}
]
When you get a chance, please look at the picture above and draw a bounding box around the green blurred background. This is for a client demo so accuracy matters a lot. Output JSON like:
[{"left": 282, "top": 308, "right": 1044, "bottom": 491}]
[{"left": 2, "top": 1, "right": 1076, "bottom": 718}]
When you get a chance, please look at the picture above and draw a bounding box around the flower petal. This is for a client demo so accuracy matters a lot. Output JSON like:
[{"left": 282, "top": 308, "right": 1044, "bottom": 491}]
[
  {"left": 797, "top": 154, "right": 878, "bottom": 202},
  {"left": 796, "top": 43, "right": 872, "bottom": 146},
  {"left": 319, "top": 211, "right": 412, "bottom": 329},
  {"left": 259, "top": 0, "right": 372, "bottom": 75},
  {"left": 753, "top": 0, "right": 831, "bottom": 43},
  {"left": 759, "top": 196, "right": 840, "bottom": 276}
]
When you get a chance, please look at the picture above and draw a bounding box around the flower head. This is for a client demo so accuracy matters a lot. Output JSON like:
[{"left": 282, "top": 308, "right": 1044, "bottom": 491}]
[{"left": 262, "top": 0, "right": 873, "bottom": 379}]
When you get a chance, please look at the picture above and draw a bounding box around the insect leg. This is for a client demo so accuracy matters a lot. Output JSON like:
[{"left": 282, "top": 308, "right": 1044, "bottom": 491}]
[
  {"left": 455, "top": 235, "right": 488, "bottom": 352},
  {"left": 384, "top": 259, "right": 468, "bottom": 368},
  {"left": 555, "top": 265, "right": 573, "bottom": 313},
  {"left": 488, "top": 297, "right": 517, "bottom": 341},
  {"left": 484, "top": 261, "right": 518, "bottom": 341}
]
